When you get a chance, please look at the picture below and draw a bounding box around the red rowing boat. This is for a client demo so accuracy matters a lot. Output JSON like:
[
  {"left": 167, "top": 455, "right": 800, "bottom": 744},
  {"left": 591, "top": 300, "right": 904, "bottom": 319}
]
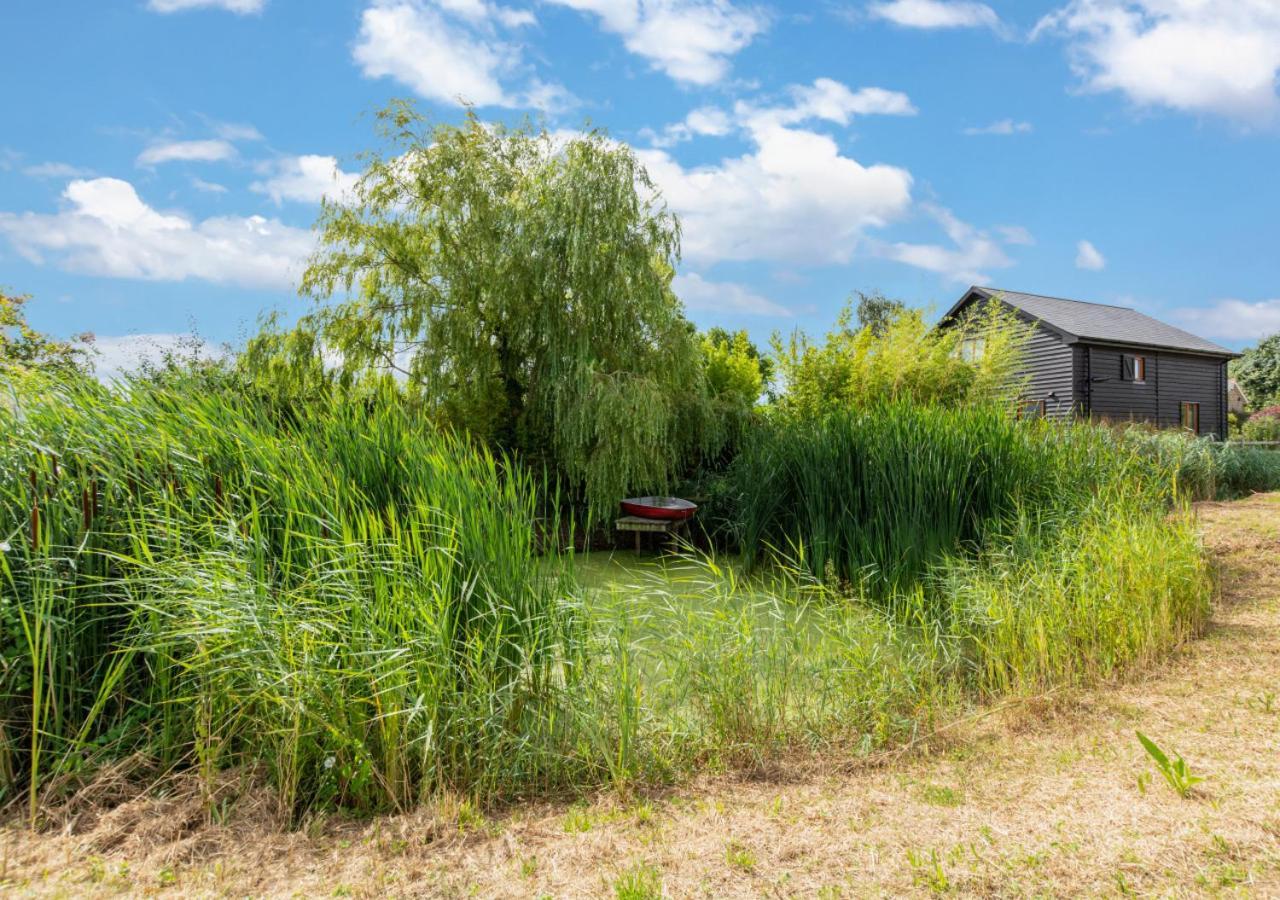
[{"left": 620, "top": 496, "right": 698, "bottom": 521}]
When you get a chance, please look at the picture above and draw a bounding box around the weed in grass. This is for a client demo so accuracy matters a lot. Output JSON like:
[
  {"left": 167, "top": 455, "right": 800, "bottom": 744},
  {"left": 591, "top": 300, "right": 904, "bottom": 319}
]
[
  {"left": 455, "top": 801, "right": 486, "bottom": 834},
  {"left": 612, "top": 862, "right": 662, "bottom": 900},
  {"left": 563, "top": 806, "right": 594, "bottom": 834},
  {"left": 725, "top": 840, "right": 757, "bottom": 872},
  {"left": 1137, "top": 731, "right": 1204, "bottom": 798},
  {"left": 906, "top": 848, "right": 950, "bottom": 894},
  {"left": 520, "top": 855, "right": 538, "bottom": 879},
  {"left": 630, "top": 801, "right": 655, "bottom": 826},
  {"left": 920, "top": 783, "right": 963, "bottom": 807}
]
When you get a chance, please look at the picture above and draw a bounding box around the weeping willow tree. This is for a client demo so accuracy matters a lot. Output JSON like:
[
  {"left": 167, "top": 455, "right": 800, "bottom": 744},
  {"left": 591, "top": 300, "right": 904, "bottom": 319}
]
[{"left": 265, "top": 101, "right": 709, "bottom": 521}]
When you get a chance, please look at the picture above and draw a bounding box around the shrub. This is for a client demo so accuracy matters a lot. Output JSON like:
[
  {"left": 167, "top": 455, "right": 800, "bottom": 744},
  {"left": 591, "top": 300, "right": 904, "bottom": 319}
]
[
  {"left": 768, "top": 300, "right": 1032, "bottom": 421},
  {"left": 1241, "top": 405, "right": 1280, "bottom": 442}
]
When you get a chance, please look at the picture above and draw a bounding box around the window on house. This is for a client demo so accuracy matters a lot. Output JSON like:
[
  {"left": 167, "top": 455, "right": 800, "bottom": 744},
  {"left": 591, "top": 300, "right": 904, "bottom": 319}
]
[
  {"left": 1180, "top": 401, "right": 1200, "bottom": 433},
  {"left": 1017, "top": 399, "right": 1047, "bottom": 420},
  {"left": 958, "top": 337, "right": 986, "bottom": 362},
  {"left": 1121, "top": 354, "right": 1147, "bottom": 383}
]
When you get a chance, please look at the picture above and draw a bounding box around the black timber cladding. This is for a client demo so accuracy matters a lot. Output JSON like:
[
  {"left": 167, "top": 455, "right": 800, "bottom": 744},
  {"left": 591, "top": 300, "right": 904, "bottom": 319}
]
[
  {"left": 943, "top": 287, "right": 1238, "bottom": 437},
  {"left": 1023, "top": 326, "right": 1075, "bottom": 419}
]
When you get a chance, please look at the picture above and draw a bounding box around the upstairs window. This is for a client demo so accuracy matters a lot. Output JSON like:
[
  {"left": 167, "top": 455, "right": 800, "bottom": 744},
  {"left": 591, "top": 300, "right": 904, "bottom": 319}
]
[
  {"left": 1180, "top": 401, "right": 1200, "bottom": 433},
  {"left": 958, "top": 337, "right": 986, "bottom": 362},
  {"left": 1121, "top": 354, "right": 1147, "bottom": 383}
]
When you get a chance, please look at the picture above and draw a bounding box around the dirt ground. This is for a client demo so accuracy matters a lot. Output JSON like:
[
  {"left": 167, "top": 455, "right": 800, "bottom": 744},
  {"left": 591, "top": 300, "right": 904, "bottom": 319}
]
[{"left": 3, "top": 493, "right": 1279, "bottom": 898}]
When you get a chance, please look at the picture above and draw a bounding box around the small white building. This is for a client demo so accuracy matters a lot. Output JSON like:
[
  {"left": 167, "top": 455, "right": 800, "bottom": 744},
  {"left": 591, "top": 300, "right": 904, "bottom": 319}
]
[{"left": 1228, "top": 379, "right": 1249, "bottom": 415}]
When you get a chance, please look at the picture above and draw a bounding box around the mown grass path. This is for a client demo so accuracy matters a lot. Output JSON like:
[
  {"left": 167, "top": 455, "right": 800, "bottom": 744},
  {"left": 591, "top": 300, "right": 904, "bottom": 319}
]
[{"left": 4, "top": 494, "right": 1280, "bottom": 897}]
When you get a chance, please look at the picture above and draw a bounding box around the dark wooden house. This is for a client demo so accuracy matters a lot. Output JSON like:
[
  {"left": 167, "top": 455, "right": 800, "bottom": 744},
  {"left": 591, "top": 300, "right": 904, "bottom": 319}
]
[{"left": 944, "top": 287, "right": 1238, "bottom": 437}]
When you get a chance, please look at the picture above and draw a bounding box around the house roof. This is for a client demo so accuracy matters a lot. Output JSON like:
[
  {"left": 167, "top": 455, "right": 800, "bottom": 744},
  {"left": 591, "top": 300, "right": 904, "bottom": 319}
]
[{"left": 945, "top": 286, "right": 1238, "bottom": 358}]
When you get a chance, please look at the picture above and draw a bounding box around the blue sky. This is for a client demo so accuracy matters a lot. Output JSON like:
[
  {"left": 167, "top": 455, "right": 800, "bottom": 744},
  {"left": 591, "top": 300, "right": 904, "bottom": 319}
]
[{"left": 3, "top": 0, "right": 1279, "bottom": 373}]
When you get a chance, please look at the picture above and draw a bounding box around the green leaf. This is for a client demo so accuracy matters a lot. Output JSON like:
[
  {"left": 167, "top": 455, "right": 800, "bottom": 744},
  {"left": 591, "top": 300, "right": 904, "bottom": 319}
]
[{"left": 1136, "top": 730, "right": 1170, "bottom": 770}]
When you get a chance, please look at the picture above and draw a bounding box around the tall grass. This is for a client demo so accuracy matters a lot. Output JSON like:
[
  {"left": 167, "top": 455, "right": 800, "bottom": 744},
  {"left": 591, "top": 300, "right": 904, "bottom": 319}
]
[
  {"left": 0, "top": 369, "right": 1220, "bottom": 826},
  {"left": 927, "top": 495, "right": 1211, "bottom": 693},
  {"left": 1109, "top": 426, "right": 1280, "bottom": 500},
  {"left": 0, "top": 368, "right": 580, "bottom": 819},
  {"left": 727, "top": 402, "right": 1171, "bottom": 594}
]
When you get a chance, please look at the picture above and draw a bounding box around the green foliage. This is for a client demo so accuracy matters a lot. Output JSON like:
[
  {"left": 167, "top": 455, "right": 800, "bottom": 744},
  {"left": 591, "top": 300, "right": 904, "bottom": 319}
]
[
  {"left": 0, "top": 360, "right": 1217, "bottom": 826},
  {"left": 1136, "top": 731, "right": 1204, "bottom": 798},
  {"left": 852, "top": 289, "right": 906, "bottom": 337},
  {"left": 0, "top": 367, "right": 579, "bottom": 817},
  {"left": 700, "top": 329, "right": 763, "bottom": 462},
  {"left": 769, "top": 299, "right": 1031, "bottom": 419},
  {"left": 0, "top": 292, "right": 93, "bottom": 377},
  {"left": 1240, "top": 405, "right": 1280, "bottom": 442},
  {"left": 727, "top": 403, "right": 1163, "bottom": 594},
  {"left": 283, "top": 101, "right": 707, "bottom": 522},
  {"left": 934, "top": 497, "right": 1211, "bottom": 693},
  {"left": 704, "top": 325, "right": 772, "bottom": 391},
  {"left": 1116, "top": 426, "right": 1280, "bottom": 500},
  {"left": 613, "top": 862, "right": 663, "bottom": 899},
  {"left": 1230, "top": 332, "right": 1280, "bottom": 408}
]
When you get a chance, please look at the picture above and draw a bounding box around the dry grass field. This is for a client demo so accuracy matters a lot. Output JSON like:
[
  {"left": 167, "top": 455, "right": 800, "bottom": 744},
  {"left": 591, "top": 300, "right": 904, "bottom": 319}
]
[{"left": 3, "top": 493, "right": 1279, "bottom": 898}]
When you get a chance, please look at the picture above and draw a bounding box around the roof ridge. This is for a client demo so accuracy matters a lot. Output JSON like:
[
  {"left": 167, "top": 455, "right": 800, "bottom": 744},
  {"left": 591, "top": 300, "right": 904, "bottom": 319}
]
[{"left": 975, "top": 286, "right": 1132, "bottom": 311}]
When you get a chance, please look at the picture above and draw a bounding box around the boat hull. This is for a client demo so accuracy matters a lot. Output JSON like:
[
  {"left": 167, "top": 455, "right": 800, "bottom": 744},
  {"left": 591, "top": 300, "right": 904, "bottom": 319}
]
[{"left": 620, "top": 496, "right": 697, "bottom": 521}]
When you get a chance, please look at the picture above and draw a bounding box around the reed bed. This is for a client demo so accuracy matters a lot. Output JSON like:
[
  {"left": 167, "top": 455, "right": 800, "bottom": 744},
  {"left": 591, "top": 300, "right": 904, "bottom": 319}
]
[
  {"left": 0, "top": 369, "right": 580, "bottom": 821},
  {"left": 0, "top": 369, "right": 1220, "bottom": 825},
  {"left": 726, "top": 403, "right": 1176, "bottom": 595}
]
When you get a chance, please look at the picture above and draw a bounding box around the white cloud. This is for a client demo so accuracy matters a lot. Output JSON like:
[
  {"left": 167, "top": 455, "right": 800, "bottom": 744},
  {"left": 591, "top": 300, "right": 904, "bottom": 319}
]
[
  {"left": 546, "top": 0, "right": 767, "bottom": 85},
  {"left": 1034, "top": 0, "right": 1280, "bottom": 124},
  {"left": 997, "top": 224, "right": 1035, "bottom": 245},
  {"left": 639, "top": 130, "right": 913, "bottom": 266},
  {"left": 214, "top": 122, "right": 264, "bottom": 141},
  {"left": 251, "top": 155, "right": 360, "bottom": 205},
  {"left": 962, "top": 119, "right": 1033, "bottom": 135},
  {"left": 644, "top": 78, "right": 915, "bottom": 148},
  {"left": 741, "top": 78, "right": 917, "bottom": 129},
  {"left": 147, "top": 0, "right": 265, "bottom": 12},
  {"left": 673, "top": 272, "right": 790, "bottom": 316},
  {"left": 23, "top": 162, "right": 96, "bottom": 179},
  {"left": 353, "top": 0, "right": 569, "bottom": 110},
  {"left": 880, "top": 203, "right": 1013, "bottom": 284},
  {"left": 1173, "top": 298, "right": 1280, "bottom": 341},
  {"left": 643, "top": 106, "right": 734, "bottom": 147},
  {"left": 1075, "top": 238, "right": 1106, "bottom": 270},
  {"left": 190, "top": 177, "right": 228, "bottom": 193},
  {"left": 632, "top": 77, "right": 919, "bottom": 265},
  {"left": 869, "top": 0, "right": 999, "bottom": 30},
  {"left": 0, "top": 178, "right": 313, "bottom": 290},
  {"left": 136, "top": 139, "right": 237, "bottom": 167}
]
